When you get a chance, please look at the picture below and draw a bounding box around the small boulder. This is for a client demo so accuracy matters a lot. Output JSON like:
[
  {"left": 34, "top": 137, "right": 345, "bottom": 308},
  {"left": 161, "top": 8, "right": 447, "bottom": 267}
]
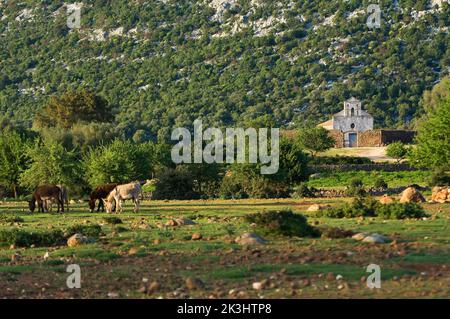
[
  {"left": 165, "top": 218, "right": 196, "bottom": 227},
  {"left": 362, "top": 233, "right": 390, "bottom": 244},
  {"left": 379, "top": 194, "right": 394, "bottom": 204},
  {"left": 431, "top": 186, "right": 450, "bottom": 203},
  {"left": 252, "top": 281, "right": 265, "bottom": 290},
  {"left": 352, "top": 232, "right": 369, "bottom": 241},
  {"left": 235, "top": 233, "right": 266, "bottom": 246},
  {"left": 307, "top": 204, "right": 331, "bottom": 212},
  {"left": 191, "top": 233, "right": 202, "bottom": 240},
  {"left": 67, "top": 233, "right": 89, "bottom": 247},
  {"left": 400, "top": 187, "right": 425, "bottom": 203},
  {"left": 148, "top": 281, "right": 160, "bottom": 294},
  {"left": 128, "top": 247, "right": 140, "bottom": 255},
  {"left": 185, "top": 277, "right": 204, "bottom": 290}
]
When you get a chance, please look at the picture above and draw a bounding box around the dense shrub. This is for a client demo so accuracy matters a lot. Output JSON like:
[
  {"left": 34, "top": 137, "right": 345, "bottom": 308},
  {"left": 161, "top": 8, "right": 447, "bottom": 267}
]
[
  {"left": 320, "top": 227, "right": 355, "bottom": 239},
  {"left": 428, "top": 167, "right": 450, "bottom": 186},
  {"left": 0, "top": 229, "right": 65, "bottom": 247},
  {"left": 220, "top": 164, "right": 292, "bottom": 199},
  {"left": 103, "top": 217, "right": 123, "bottom": 225},
  {"left": 66, "top": 224, "right": 103, "bottom": 238},
  {"left": 244, "top": 209, "right": 320, "bottom": 237},
  {"left": 0, "top": 214, "right": 24, "bottom": 223},
  {"left": 346, "top": 177, "right": 366, "bottom": 197},
  {"left": 247, "top": 177, "right": 291, "bottom": 199},
  {"left": 376, "top": 202, "right": 427, "bottom": 220},
  {"left": 374, "top": 177, "right": 388, "bottom": 189},
  {"left": 292, "top": 183, "right": 316, "bottom": 198},
  {"left": 316, "top": 198, "right": 428, "bottom": 220},
  {"left": 317, "top": 198, "right": 378, "bottom": 218},
  {"left": 151, "top": 168, "right": 199, "bottom": 200}
]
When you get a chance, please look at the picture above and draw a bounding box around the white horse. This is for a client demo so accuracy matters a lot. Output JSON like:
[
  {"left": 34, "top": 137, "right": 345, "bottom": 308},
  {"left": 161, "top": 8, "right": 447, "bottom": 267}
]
[{"left": 103, "top": 182, "right": 142, "bottom": 213}]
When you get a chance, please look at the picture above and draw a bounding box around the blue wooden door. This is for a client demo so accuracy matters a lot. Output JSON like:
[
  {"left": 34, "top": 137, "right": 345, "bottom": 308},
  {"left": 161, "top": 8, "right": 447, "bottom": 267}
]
[{"left": 349, "top": 133, "right": 357, "bottom": 147}]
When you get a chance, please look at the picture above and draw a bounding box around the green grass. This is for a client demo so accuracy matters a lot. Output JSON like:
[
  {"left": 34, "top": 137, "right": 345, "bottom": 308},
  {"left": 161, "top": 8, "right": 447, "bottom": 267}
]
[
  {"left": 307, "top": 170, "right": 430, "bottom": 189},
  {"left": 0, "top": 198, "right": 448, "bottom": 298}
]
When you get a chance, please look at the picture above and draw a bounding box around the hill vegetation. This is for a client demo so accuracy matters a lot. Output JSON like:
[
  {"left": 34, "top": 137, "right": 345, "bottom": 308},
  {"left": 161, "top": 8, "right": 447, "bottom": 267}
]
[{"left": 0, "top": 0, "right": 449, "bottom": 140}]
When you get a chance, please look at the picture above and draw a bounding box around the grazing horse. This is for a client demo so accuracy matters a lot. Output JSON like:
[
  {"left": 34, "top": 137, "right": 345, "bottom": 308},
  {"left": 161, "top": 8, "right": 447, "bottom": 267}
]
[
  {"left": 29, "top": 185, "right": 64, "bottom": 213},
  {"left": 89, "top": 183, "right": 118, "bottom": 213},
  {"left": 103, "top": 182, "right": 142, "bottom": 213}
]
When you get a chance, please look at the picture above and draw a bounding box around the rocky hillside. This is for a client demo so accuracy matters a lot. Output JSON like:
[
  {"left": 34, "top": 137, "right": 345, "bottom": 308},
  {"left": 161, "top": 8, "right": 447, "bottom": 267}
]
[{"left": 0, "top": 0, "right": 449, "bottom": 139}]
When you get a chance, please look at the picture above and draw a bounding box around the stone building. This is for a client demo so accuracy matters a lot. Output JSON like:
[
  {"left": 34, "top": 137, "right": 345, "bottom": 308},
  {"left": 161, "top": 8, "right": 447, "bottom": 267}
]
[
  {"left": 317, "top": 98, "right": 415, "bottom": 148},
  {"left": 318, "top": 98, "right": 373, "bottom": 147}
]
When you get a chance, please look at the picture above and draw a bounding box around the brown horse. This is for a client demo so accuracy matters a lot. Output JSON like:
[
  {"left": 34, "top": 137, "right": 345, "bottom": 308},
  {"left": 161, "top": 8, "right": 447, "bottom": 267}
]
[
  {"left": 29, "top": 185, "right": 64, "bottom": 213},
  {"left": 89, "top": 183, "right": 118, "bottom": 213}
]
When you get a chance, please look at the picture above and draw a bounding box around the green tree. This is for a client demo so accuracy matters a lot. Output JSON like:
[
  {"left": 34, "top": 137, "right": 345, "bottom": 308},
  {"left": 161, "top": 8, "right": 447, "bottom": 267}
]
[
  {"left": 410, "top": 94, "right": 450, "bottom": 168},
  {"left": 19, "top": 140, "right": 80, "bottom": 191},
  {"left": 82, "top": 140, "right": 169, "bottom": 188},
  {"left": 297, "top": 127, "right": 335, "bottom": 157},
  {"left": 33, "top": 90, "right": 113, "bottom": 129},
  {"left": 0, "top": 131, "right": 30, "bottom": 197},
  {"left": 386, "top": 141, "right": 408, "bottom": 163}
]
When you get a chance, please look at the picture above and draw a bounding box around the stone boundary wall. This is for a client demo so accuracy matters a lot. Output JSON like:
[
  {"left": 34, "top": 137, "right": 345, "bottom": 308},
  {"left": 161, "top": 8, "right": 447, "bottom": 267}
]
[
  {"left": 310, "top": 163, "right": 425, "bottom": 173},
  {"left": 314, "top": 186, "right": 430, "bottom": 198}
]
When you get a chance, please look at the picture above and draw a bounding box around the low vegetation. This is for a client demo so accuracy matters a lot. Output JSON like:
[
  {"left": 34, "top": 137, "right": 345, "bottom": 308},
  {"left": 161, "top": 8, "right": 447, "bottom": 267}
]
[
  {"left": 244, "top": 209, "right": 321, "bottom": 238},
  {"left": 0, "top": 229, "right": 65, "bottom": 247},
  {"left": 316, "top": 198, "right": 428, "bottom": 220}
]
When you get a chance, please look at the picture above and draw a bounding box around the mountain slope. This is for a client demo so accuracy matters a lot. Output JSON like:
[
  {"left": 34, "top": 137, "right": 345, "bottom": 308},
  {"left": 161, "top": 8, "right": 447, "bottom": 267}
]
[{"left": 0, "top": 0, "right": 449, "bottom": 139}]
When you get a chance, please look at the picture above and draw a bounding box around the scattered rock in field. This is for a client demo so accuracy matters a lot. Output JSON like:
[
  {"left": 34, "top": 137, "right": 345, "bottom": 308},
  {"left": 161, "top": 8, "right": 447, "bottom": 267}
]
[
  {"left": 235, "top": 233, "right": 267, "bottom": 246},
  {"left": 400, "top": 187, "right": 425, "bottom": 203},
  {"left": 336, "top": 274, "right": 343, "bottom": 281},
  {"left": 67, "top": 233, "right": 89, "bottom": 247},
  {"left": 252, "top": 281, "right": 266, "bottom": 290},
  {"left": 307, "top": 204, "right": 331, "bottom": 212},
  {"left": 352, "top": 232, "right": 369, "bottom": 241},
  {"left": 191, "top": 233, "right": 202, "bottom": 240},
  {"left": 165, "top": 218, "right": 196, "bottom": 227},
  {"left": 379, "top": 194, "right": 395, "bottom": 204},
  {"left": 326, "top": 272, "right": 335, "bottom": 282},
  {"left": 185, "top": 277, "right": 205, "bottom": 290},
  {"left": 128, "top": 247, "right": 140, "bottom": 255},
  {"left": 431, "top": 186, "right": 450, "bottom": 203},
  {"left": 362, "top": 233, "right": 390, "bottom": 244},
  {"left": 148, "top": 281, "right": 161, "bottom": 294}
]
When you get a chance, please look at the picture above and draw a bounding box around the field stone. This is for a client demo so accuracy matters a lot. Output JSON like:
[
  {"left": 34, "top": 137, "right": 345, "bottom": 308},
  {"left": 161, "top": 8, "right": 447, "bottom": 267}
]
[
  {"left": 379, "top": 194, "right": 395, "bottom": 204},
  {"left": 128, "top": 247, "right": 139, "bottom": 255},
  {"left": 148, "top": 281, "right": 161, "bottom": 294},
  {"left": 67, "top": 233, "right": 89, "bottom": 247},
  {"left": 252, "top": 281, "right": 265, "bottom": 290},
  {"left": 362, "top": 233, "right": 390, "bottom": 244},
  {"left": 352, "top": 232, "right": 369, "bottom": 241},
  {"left": 191, "top": 233, "right": 202, "bottom": 240},
  {"left": 307, "top": 204, "right": 331, "bottom": 212},
  {"left": 185, "top": 277, "right": 205, "bottom": 290},
  {"left": 235, "top": 233, "right": 267, "bottom": 246},
  {"left": 400, "top": 187, "right": 426, "bottom": 203}
]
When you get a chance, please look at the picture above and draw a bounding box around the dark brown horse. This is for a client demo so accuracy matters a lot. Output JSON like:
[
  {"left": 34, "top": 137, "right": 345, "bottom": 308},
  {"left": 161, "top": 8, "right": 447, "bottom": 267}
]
[
  {"left": 29, "top": 185, "right": 64, "bottom": 213},
  {"left": 89, "top": 183, "right": 118, "bottom": 213}
]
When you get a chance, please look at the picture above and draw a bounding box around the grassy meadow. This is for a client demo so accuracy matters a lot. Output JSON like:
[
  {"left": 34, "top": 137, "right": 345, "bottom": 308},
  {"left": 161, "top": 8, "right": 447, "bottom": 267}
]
[{"left": 0, "top": 197, "right": 448, "bottom": 299}]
